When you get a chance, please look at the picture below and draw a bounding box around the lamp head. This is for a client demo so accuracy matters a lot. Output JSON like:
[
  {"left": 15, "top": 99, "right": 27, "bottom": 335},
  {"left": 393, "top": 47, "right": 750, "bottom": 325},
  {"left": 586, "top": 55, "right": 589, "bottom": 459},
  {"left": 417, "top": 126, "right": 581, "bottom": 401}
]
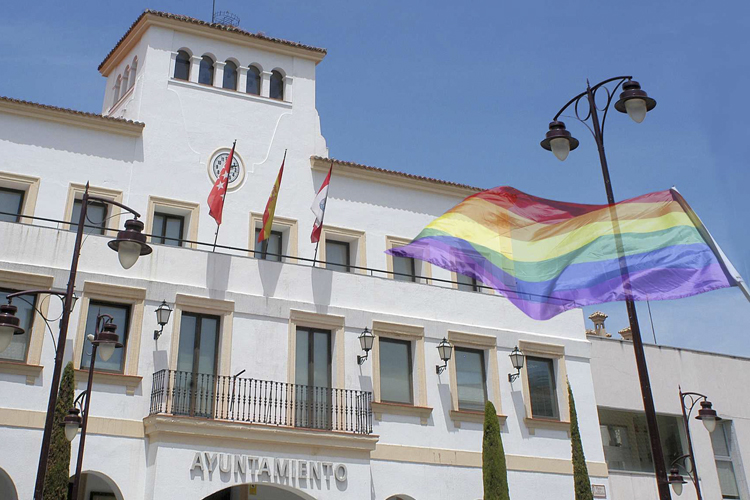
[
  {"left": 108, "top": 218, "right": 152, "bottom": 269},
  {"left": 614, "top": 80, "right": 656, "bottom": 123},
  {"left": 62, "top": 407, "right": 82, "bottom": 442},
  {"left": 92, "top": 321, "right": 123, "bottom": 362},
  {"left": 696, "top": 399, "right": 721, "bottom": 433},
  {"left": 668, "top": 466, "right": 686, "bottom": 496},
  {"left": 540, "top": 121, "right": 579, "bottom": 161},
  {"left": 155, "top": 300, "right": 172, "bottom": 327},
  {"left": 0, "top": 303, "right": 25, "bottom": 353},
  {"left": 358, "top": 327, "right": 375, "bottom": 353},
  {"left": 509, "top": 346, "right": 525, "bottom": 371},
  {"left": 437, "top": 338, "right": 453, "bottom": 363}
]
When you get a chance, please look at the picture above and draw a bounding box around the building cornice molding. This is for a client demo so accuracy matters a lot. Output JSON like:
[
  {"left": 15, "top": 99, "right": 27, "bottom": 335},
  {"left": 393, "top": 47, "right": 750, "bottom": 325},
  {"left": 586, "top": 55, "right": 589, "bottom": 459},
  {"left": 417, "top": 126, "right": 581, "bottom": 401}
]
[
  {"left": 143, "top": 414, "right": 379, "bottom": 453},
  {"left": 0, "top": 96, "right": 144, "bottom": 137},
  {"left": 311, "top": 156, "right": 482, "bottom": 198},
  {"left": 100, "top": 11, "right": 326, "bottom": 77}
]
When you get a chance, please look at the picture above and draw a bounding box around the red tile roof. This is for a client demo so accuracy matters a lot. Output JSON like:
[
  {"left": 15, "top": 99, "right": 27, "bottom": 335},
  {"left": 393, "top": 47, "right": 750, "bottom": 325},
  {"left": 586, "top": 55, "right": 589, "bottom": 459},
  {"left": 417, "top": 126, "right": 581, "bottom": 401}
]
[
  {"left": 312, "top": 156, "right": 483, "bottom": 192},
  {"left": 99, "top": 10, "right": 327, "bottom": 71}
]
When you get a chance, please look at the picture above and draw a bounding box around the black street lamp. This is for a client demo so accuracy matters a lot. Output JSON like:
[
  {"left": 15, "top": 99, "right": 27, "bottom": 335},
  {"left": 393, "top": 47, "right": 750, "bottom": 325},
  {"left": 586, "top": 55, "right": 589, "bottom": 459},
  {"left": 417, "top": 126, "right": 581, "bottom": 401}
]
[
  {"left": 63, "top": 314, "right": 123, "bottom": 500},
  {"left": 357, "top": 327, "right": 375, "bottom": 365},
  {"left": 508, "top": 346, "right": 525, "bottom": 383},
  {"left": 672, "top": 388, "right": 722, "bottom": 498},
  {"left": 153, "top": 300, "right": 173, "bottom": 340},
  {"left": 0, "top": 183, "right": 150, "bottom": 499},
  {"left": 540, "top": 76, "right": 669, "bottom": 499},
  {"left": 435, "top": 338, "right": 452, "bottom": 374}
]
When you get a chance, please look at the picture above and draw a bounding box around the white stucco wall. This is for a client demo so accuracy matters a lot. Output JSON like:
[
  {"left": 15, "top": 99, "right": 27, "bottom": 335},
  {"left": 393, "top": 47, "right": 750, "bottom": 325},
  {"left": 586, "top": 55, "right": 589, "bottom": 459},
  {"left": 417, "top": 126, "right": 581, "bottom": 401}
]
[{"left": 0, "top": 14, "right": 611, "bottom": 500}]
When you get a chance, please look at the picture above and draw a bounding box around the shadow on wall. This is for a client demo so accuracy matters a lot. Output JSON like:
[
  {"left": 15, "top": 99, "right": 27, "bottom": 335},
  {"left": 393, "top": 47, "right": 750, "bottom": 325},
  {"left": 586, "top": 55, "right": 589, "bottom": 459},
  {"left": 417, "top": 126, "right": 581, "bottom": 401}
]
[
  {"left": 206, "top": 252, "right": 232, "bottom": 298},
  {"left": 0, "top": 116, "right": 144, "bottom": 162},
  {"left": 310, "top": 266, "right": 332, "bottom": 307}
]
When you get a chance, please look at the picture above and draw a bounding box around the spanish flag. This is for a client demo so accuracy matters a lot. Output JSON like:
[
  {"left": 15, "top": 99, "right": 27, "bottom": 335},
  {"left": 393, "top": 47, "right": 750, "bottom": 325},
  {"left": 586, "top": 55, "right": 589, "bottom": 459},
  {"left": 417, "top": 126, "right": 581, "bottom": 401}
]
[{"left": 258, "top": 151, "right": 286, "bottom": 244}]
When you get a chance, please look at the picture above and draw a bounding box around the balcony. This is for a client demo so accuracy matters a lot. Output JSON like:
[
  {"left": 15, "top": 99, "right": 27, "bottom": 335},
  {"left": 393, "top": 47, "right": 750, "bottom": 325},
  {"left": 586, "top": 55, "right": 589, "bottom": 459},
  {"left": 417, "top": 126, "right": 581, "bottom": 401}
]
[{"left": 149, "top": 369, "right": 373, "bottom": 435}]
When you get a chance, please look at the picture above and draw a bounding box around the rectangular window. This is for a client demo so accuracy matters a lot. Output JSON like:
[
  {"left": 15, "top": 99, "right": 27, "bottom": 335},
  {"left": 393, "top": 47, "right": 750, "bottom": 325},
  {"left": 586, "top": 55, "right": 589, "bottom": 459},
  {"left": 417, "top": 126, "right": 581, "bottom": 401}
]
[
  {"left": 80, "top": 301, "right": 130, "bottom": 373},
  {"left": 379, "top": 338, "right": 413, "bottom": 404},
  {"left": 254, "top": 229, "right": 283, "bottom": 262},
  {"left": 325, "top": 240, "right": 351, "bottom": 273},
  {"left": 457, "top": 273, "right": 479, "bottom": 292},
  {"left": 527, "top": 357, "right": 559, "bottom": 419},
  {"left": 455, "top": 347, "right": 487, "bottom": 412},
  {"left": 174, "top": 312, "right": 220, "bottom": 417},
  {"left": 0, "top": 187, "right": 24, "bottom": 223},
  {"left": 152, "top": 212, "right": 185, "bottom": 246},
  {"left": 712, "top": 421, "right": 742, "bottom": 499},
  {"left": 393, "top": 255, "right": 416, "bottom": 282},
  {"left": 295, "top": 328, "right": 332, "bottom": 429},
  {"left": 0, "top": 289, "right": 35, "bottom": 362},
  {"left": 70, "top": 199, "right": 108, "bottom": 236},
  {"left": 599, "top": 408, "right": 686, "bottom": 473}
]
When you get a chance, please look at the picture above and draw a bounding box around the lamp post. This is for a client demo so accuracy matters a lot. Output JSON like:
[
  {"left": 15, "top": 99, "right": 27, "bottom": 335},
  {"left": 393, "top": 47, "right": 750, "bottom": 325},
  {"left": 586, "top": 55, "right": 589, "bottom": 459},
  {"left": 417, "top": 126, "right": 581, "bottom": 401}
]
[
  {"left": 669, "top": 388, "right": 722, "bottom": 498},
  {"left": 0, "top": 183, "right": 151, "bottom": 499},
  {"left": 539, "top": 76, "right": 669, "bottom": 498},
  {"left": 64, "top": 314, "right": 123, "bottom": 500}
]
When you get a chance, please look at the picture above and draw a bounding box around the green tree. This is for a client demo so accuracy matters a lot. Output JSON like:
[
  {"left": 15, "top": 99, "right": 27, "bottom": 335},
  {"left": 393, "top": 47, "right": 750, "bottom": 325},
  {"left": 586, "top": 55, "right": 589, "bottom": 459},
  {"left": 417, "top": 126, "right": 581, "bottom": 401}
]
[
  {"left": 569, "top": 381, "right": 593, "bottom": 500},
  {"left": 482, "top": 400, "right": 510, "bottom": 500},
  {"left": 44, "top": 361, "right": 74, "bottom": 499}
]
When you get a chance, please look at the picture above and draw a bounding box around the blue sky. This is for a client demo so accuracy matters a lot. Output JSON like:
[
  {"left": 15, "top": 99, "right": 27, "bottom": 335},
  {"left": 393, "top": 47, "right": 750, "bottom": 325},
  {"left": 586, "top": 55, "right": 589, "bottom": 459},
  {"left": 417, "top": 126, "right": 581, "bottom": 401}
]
[{"left": 2, "top": 0, "right": 748, "bottom": 355}]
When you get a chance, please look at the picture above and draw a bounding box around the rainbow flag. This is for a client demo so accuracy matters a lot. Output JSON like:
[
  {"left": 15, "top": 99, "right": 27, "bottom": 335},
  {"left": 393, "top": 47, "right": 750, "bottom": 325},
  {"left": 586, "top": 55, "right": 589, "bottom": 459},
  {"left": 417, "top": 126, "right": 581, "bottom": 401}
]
[{"left": 387, "top": 187, "right": 747, "bottom": 320}]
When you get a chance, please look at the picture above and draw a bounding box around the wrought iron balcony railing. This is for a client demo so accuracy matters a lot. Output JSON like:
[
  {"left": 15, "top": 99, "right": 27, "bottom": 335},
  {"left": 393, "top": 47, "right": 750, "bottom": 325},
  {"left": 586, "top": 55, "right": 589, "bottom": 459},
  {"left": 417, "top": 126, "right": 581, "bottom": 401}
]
[{"left": 149, "top": 369, "right": 373, "bottom": 435}]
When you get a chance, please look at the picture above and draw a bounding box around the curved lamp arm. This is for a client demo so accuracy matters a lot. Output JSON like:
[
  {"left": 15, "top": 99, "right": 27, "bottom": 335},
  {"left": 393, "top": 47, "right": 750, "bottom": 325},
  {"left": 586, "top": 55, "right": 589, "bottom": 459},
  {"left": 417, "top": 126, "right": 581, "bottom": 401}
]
[{"left": 87, "top": 195, "right": 141, "bottom": 219}]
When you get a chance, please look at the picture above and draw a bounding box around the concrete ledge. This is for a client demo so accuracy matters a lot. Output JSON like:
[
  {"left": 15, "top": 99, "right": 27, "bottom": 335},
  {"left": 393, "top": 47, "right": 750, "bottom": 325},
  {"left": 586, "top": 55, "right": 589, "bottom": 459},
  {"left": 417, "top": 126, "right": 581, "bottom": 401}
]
[
  {"left": 0, "top": 360, "right": 43, "bottom": 384},
  {"left": 74, "top": 369, "right": 142, "bottom": 396},
  {"left": 372, "top": 401, "right": 432, "bottom": 425}
]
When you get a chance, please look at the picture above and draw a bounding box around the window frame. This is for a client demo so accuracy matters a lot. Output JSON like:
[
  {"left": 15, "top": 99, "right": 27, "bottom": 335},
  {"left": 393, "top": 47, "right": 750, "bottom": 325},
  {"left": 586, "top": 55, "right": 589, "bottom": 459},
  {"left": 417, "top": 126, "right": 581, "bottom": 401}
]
[
  {"left": 173, "top": 50, "right": 191, "bottom": 81},
  {"left": 73, "top": 281, "right": 146, "bottom": 394},
  {"left": 152, "top": 211, "right": 186, "bottom": 247},
  {"left": 269, "top": 70, "right": 284, "bottom": 100},
  {"left": 80, "top": 300, "right": 132, "bottom": 374},
  {"left": 199, "top": 55, "right": 215, "bottom": 86},
  {"left": 246, "top": 65, "right": 261, "bottom": 95},
  {"left": 319, "top": 226, "right": 367, "bottom": 274},
  {"left": 0, "top": 171, "right": 41, "bottom": 224},
  {"left": 712, "top": 420, "right": 744, "bottom": 500},
  {"left": 386, "top": 236, "right": 431, "bottom": 284},
  {"left": 70, "top": 199, "right": 108, "bottom": 236},
  {"left": 446, "top": 330, "right": 504, "bottom": 426},
  {"left": 0, "top": 271, "right": 53, "bottom": 378},
  {"left": 145, "top": 196, "right": 200, "bottom": 249},
  {"left": 254, "top": 228, "right": 284, "bottom": 261},
  {"left": 324, "top": 240, "right": 351, "bottom": 272},
  {"left": 518, "top": 340, "right": 570, "bottom": 433},
  {"left": 63, "top": 183, "right": 123, "bottom": 234},
  {"left": 222, "top": 60, "right": 238, "bottom": 90},
  {"left": 0, "top": 187, "right": 25, "bottom": 223},
  {"left": 526, "top": 356, "right": 559, "bottom": 420},
  {"left": 454, "top": 346, "right": 488, "bottom": 412},
  {"left": 378, "top": 337, "right": 414, "bottom": 405},
  {"left": 249, "top": 212, "right": 298, "bottom": 263},
  {"left": 287, "top": 310, "right": 345, "bottom": 391}
]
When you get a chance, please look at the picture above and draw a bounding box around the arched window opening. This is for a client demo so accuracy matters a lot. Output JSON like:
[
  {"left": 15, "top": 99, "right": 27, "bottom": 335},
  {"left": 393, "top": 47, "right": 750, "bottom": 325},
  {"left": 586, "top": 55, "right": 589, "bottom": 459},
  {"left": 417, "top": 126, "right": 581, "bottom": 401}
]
[
  {"left": 129, "top": 57, "right": 137, "bottom": 89},
  {"left": 199, "top": 56, "right": 215, "bottom": 85},
  {"left": 113, "top": 76, "right": 122, "bottom": 105},
  {"left": 246, "top": 66, "right": 261, "bottom": 95},
  {"left": 222, "top": 61, "right": 237, "bottom": 90},
  {"left": 121, "top": 69, "right": 129, "bottom": 96},
  {"left": 174, "top": 50, "right": 190, "bottom": 80},
  {"left": 270, "top": 70, "right": 284, "bottom": 100}
]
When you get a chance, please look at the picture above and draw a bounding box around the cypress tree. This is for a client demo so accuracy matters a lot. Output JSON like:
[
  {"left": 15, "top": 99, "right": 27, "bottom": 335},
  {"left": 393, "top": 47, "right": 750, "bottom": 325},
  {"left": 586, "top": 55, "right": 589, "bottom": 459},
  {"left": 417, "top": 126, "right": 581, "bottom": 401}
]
[
  {"left": 482, "top": 400, "right": 510, "bottom": 500},
  {"left": 569, "top": 381, "right": 593, "bottom": 500},
  {"left": 44, "top": 361, "right": 74, "bottom": 499}
]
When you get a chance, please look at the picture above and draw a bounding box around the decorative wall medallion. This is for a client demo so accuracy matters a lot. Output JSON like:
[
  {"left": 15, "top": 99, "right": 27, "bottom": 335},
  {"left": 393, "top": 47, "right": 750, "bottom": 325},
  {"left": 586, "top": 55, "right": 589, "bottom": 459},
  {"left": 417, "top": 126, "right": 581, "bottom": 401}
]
[{"left": 207, "top": 148, "right": 246, "bottom": 191}]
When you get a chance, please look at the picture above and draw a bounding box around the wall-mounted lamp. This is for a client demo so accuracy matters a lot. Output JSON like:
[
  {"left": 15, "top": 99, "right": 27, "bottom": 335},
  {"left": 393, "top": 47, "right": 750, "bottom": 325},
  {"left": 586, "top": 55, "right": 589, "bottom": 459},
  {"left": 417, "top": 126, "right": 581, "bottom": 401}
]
[
  {"left": 357, "top": 327, "right": 375, "bottom": 365},
  {"left": 153, "top": 300, "right": 173, "bottom": 340},
  {"left": 508, "top": 346, "right": 525, "bottom": 382},
  {"left": 436, "top": 338, "right": 452, "bottom": 374}
]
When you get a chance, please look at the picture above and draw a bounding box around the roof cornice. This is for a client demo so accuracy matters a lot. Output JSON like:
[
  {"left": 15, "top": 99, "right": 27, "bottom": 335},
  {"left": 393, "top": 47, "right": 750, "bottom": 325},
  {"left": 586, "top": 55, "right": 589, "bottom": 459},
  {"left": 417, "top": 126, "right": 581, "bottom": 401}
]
[
  {"left": 100, "top": 10, "right": 327, "bottom": 76},
  {"left": 310, "top": 156, "right": 482, "bottom": 198},
  {"left": 0, "top": 97, "right": 144, "bottom": 137}
]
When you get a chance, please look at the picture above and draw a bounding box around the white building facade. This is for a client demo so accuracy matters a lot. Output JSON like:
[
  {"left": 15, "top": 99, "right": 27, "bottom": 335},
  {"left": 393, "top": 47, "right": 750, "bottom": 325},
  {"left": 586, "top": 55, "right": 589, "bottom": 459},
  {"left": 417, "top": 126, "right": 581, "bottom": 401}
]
[
  {"left": 0, "top": 9, "right": 704, "bottom": 500},
  {"left": 589, "top": 316, "right": 750, "bottom": 500}
]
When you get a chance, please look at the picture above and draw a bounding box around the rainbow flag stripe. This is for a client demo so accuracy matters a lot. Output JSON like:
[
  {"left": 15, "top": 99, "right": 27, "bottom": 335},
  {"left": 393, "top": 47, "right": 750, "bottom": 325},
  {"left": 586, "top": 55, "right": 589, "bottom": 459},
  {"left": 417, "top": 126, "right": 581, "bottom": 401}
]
[{"left": 387, "top": 187, "right": 742, "bottom": 320}]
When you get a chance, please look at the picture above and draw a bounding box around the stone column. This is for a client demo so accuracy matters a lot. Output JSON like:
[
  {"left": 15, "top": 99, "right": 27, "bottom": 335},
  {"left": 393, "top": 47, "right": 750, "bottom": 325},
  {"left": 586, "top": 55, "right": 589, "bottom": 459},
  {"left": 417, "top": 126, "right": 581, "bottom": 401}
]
[
  {"left": 260, "top": 71, "right": 272, "bottom": 98},
  {"left": 238, "top": 66, "right": 248, "bottom": 93},
  {"left": 283, "top": 75, "right": 293, "bottom": 102},
  {"left": 189, "top": 56, "right": 202, "bottom": 83},
  {"left": 214, "top": 61, "right": 226, "bottom": 88},
  {"left": 587, "top": 311, "right": 611, "bottom": 337}
]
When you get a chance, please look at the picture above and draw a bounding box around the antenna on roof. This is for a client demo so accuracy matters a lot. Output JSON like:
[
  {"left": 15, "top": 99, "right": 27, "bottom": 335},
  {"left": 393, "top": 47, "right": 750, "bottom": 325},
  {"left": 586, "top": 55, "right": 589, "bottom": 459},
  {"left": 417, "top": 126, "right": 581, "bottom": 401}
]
[{"left": 211, "top": 1, "right": 240, "bottom": 26}]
